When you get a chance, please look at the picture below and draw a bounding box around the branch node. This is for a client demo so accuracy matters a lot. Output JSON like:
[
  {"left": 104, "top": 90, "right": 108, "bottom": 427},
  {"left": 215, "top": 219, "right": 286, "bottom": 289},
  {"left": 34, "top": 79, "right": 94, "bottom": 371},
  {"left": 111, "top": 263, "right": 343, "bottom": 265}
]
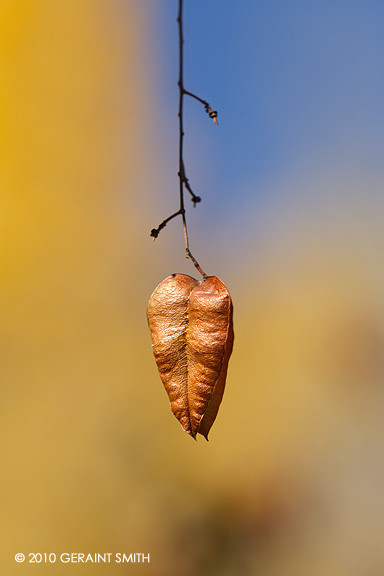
[{"left": 205, "top": 105, "right": 218, "bottom": 125}]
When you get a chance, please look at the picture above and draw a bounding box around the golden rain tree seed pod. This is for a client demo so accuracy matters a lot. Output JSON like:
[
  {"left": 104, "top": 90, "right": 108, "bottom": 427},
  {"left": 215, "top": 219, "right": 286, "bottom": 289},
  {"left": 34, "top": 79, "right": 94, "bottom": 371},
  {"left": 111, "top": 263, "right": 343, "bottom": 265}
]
[{"left": 147, "top": 274, "right": 234, "bottom": 440}]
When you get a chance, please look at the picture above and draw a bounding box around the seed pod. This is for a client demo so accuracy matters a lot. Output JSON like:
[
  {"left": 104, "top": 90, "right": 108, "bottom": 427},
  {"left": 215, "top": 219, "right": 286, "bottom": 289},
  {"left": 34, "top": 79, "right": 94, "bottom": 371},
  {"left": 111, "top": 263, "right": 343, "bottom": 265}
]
[{"left": 147, "top": 274, "right": 234, "bottom": 439}]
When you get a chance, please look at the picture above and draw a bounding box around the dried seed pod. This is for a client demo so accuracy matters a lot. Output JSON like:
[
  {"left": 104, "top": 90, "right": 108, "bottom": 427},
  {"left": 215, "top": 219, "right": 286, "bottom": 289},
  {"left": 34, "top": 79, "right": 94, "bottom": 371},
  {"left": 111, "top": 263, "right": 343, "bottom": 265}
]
[{"left": 147, "top": 274, "right": 234, "bottom": 439}]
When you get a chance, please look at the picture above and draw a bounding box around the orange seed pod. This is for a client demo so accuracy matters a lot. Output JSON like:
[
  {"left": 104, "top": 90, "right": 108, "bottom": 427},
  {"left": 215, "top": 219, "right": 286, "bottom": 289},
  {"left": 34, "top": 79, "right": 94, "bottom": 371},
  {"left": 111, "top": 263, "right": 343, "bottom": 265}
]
[{"left": 147, "top": 274, "right": 234, "bottom": 439}]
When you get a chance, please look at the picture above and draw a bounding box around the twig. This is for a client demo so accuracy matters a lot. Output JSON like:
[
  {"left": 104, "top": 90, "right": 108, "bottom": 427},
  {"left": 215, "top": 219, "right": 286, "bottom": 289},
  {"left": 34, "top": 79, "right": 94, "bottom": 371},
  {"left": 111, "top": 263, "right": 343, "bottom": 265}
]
[
  {"left": 150, "top": 0, "right": 218, "bottom": 279},
  {"left": 183, "top": 89, "right": 218, "bottom": 125},
  {"left": 180, "top": 162, "right": 200, "bottom": 206},
  {"left": 150, "top": 210, "right": 182, "bottom": 239}
]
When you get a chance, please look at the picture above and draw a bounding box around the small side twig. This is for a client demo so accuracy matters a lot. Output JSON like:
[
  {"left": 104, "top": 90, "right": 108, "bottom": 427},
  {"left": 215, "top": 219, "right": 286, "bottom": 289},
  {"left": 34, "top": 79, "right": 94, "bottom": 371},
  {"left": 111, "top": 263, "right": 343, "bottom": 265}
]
[
  {"left": 180, "top": 163, "right": 200, "bottom": 206},
  {"left": 150, "top": 210, "right": 182, "bottom": 239},
  {"left": 183, "top": 89, "right": 218, "bottom": 125}
]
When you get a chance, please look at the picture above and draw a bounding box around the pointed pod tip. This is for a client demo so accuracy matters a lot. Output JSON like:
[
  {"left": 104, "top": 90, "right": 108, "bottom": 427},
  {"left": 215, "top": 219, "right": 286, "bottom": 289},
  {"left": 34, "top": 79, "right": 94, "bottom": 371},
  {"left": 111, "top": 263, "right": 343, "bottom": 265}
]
[{"left": 185, "top": 428, "right": 197, "bottom": 441}]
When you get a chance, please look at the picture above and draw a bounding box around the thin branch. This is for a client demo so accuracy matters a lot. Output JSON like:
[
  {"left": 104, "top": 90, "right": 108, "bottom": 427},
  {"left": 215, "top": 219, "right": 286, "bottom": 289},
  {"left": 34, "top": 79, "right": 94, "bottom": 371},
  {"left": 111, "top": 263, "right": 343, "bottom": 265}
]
[
  {"left": 177, "top": 0, "right": 189, "bottom": 257},
  {"left": 150, "top": 0, "right": 218, "bottom": 279},
  {"left": 177, "top": 0, "right": 206, "bottom": 277}
]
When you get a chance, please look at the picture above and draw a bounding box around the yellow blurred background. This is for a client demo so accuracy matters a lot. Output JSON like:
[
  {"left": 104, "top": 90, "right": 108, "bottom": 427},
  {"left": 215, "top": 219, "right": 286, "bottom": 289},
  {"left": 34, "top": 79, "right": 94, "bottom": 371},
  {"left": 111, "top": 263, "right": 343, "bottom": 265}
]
[{"left": 1, "top": 1, "right": 384, "bottom": 575}]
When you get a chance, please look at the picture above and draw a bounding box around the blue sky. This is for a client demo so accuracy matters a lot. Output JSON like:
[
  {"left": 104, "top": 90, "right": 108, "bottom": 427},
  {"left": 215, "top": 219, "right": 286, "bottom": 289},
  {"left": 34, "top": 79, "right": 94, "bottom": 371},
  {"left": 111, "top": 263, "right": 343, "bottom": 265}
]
[
  {"left": 153, "top": 0, "right": 384, "bottom": 200},
  {"left": 145, "top": 0, "right": 384, "bottom": 281}
]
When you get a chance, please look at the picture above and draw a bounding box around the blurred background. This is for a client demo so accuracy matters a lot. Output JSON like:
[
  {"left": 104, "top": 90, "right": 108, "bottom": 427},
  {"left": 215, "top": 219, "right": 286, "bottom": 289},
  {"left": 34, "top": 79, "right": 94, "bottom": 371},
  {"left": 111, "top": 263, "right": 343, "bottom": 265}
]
[{"left": 1, "top": 1, "right": 384, "bottom": 574}]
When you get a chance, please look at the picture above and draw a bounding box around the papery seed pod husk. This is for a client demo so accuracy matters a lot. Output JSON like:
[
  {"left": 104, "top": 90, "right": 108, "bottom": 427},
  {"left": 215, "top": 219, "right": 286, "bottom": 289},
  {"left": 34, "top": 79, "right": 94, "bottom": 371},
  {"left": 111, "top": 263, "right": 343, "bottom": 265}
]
[{"left": 147, "top": 273, "right": 234, "bottom": 439}]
